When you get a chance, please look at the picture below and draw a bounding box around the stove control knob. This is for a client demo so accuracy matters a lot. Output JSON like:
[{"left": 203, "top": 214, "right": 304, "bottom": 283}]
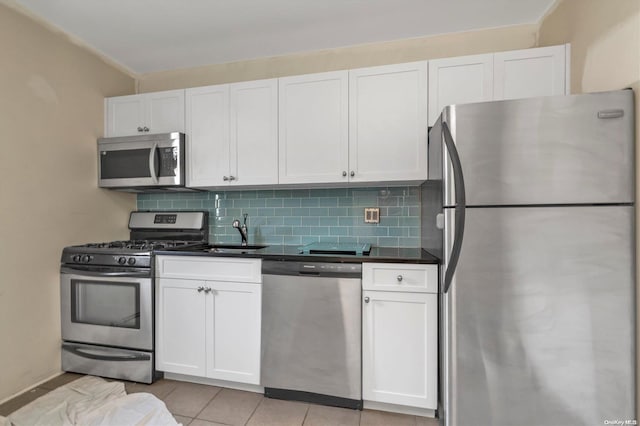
[
  {"left": 118, "top": 257, "right": 127, "bottom": 265},
  {"left": 128, "top": 258, "right": 136, "bottom": 265},
  {"left": 81, "top": 255, "right": 90, "bottom": 263},
  {"left": 73, "top": 255, "right": 81, "bottom": 263}
]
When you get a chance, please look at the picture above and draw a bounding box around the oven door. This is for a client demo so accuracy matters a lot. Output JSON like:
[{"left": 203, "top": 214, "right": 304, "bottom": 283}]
[
  {"left": 60, "top": 266, "right": 153, "bottom": 351},
  {"left": 97, "top": 132, "right": 185, "bottom": 188}
]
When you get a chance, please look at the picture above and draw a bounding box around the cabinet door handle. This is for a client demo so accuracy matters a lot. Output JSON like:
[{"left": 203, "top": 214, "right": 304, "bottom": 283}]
[
  {"left": 137, "top": 126, "right": 144, "bottom": 132},
  {"left": 342, "top": 171, "right": 347, "bottom": 177},
  {"left": 364, "top": 297, "right": 370, "bottom": 303},
  {"left": 350, "top": 171, "right": 355, "bottom": 177},
  {"left": 197, "top": 286, "right": 204, "bottom": 293},
  {"left": 143, "top": 126, "right": 150, "bottom": 132},
  {"left": 223, "top": 176, "right": 229, "bottom": 181},
  {"left": 397, "top": 275, "right": 403, "bottom": 282},
  {"left": 229, "top": 176, "right": 236, "bottom": 181},
  {"left": 204, "top": 287, "right": 212, "bottom": 293}
]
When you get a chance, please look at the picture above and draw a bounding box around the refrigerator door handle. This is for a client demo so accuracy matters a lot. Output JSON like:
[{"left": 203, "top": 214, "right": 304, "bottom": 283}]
[{"left": 442, "top": 121, "right": 466, "bottom": 293}]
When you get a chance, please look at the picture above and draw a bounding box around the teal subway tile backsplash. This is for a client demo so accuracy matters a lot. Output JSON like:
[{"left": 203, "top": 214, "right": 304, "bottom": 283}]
[{"left": 137, "top": 187, "right": 420, "bottom": 248}]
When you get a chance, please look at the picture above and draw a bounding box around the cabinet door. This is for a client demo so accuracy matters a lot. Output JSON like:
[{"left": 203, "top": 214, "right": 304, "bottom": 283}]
[
  {"left": 156, "top": 278, "right": 207, "bottom": 376},
  {"left": 230, "top": 79, "right": 278, "bottom": 186},
  {"left": 494, "top": 44, "right": 568, "bottom": 101},
  {"left": 206, "top": 281, "right": 261, "bottom": 384},
  {"left": 349, "top": 62, "right": 428, "bottom": 183},
  {"left": 279, "top": 71, "right": 349, "bottom": 184},
  {"left": 105, "top": 95, "right": 145, "bottom": 137},
  {"left": 428, "top": 54, "right": 493, "bottom": 125},
  {"left": 186, "top": 85, "right": 230, "bottom": 187},
  {"left": 362, "top": 291, "right": 437, "bottom": 409},
  {"left": 145, "top": 89, "right": 186, "bottom": 134}
]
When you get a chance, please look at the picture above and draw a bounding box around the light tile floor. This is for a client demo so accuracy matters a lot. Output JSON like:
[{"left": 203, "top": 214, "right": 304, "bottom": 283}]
[{"left": 0, "top": 374, "right": 439, "bottom": 426}]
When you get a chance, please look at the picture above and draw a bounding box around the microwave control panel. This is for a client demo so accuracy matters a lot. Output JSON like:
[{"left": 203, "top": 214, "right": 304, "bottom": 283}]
[{"left": 159, "top": 147, "right": 178, "bottom": 176}]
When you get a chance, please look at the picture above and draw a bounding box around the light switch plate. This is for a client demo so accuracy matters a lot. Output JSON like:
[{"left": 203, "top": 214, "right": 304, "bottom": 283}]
[{"left": 364, "top": 207, "right": 380, "bottom": 224}]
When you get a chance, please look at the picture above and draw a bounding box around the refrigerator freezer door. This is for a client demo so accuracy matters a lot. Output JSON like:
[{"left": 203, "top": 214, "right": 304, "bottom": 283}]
[
  {"left": 442, "top": 90, "right": 634, "bottom": 206},
  {"left": 443, "top": 205, "right": 635, "bottom": 426}
]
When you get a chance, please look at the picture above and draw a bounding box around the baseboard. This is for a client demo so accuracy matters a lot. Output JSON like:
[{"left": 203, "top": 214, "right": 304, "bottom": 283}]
[
  {"left": 0, "top": 371, "right": 64, "bottom": 405},
  {"left": 163, "top": 373, "right": 264, "bottom": 394},
  {"left": 363, "top": 400, "right": 437, "bottom": 418}
]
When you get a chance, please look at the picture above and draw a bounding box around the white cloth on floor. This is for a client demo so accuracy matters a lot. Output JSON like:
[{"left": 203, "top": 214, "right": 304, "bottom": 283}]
[{"left": 2, "top": 376, "right": 179, "bottom": 426}]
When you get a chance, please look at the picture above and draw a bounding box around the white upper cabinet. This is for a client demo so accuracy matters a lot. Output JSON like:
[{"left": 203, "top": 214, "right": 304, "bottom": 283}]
[
  {"left": 428, "top": 54, "right": 494, "bottom": 125},
  {"left": 349, "top": 62, "right": 428, "bottom": 183},
  {"left": 494, "top": 44, "right": 568, "bottom": 101},
  {"left": 186, "top": 79, "right": 278, "bottom": 188},
  {"left": 230, "top": 79, "right": 279, "bottom": 186},
  {"left": 186, "top": 84, "right": 230, "bottom": 187},
  {"left": 105, "top": 89, "right": 185, "bottom": 137},
  {"left": 105, "top": 44, "right": 569, "bottom": 188},
  {"left": 105, "top": 95, "right": 144, "bottom": 137},
  {"left": 428, "top": 44, "right": 569, "bottom": 125},
  {"left": 279, "top": 71, "right": 349, "bottom": 185}
]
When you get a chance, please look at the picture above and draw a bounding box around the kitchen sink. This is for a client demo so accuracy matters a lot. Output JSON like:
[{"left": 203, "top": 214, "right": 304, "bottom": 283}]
[
  {"left": 210, "top": 244, "right": 268, "bottom": 250},
  {"left": 204, "top": 244, "right": 268, "bottom": 253}
]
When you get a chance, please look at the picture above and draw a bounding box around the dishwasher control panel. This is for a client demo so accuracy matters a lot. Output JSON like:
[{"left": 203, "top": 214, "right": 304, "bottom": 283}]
[{"left": 262, "top": 260, "right": 362, "bottom": 278}]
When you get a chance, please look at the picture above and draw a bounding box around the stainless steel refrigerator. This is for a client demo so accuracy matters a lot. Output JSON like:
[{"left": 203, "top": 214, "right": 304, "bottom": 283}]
[{"left": 422, "top": 90, "right": 636, "bottom": 426}]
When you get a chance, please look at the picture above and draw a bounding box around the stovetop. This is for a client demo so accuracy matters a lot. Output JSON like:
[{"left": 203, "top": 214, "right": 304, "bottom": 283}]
[
  {"left": 61, "top": 211, "right": 209, "bottom": 268},
  {"left": 76, "top": 240, "right": 199, "bottom": 252},
  {"left": 61, "top": 240, "right": 203, "bottom": 268}
]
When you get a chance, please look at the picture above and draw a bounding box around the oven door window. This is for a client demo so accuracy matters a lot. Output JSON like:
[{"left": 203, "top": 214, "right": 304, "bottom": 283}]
[{"left": 70, "top": 279, "right": 140, "bottom": 329}]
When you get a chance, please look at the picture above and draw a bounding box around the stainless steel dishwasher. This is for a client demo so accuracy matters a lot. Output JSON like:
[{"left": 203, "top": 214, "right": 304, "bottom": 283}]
[{"left": 261, "top": 260, "right": 362, "bottom": 409}]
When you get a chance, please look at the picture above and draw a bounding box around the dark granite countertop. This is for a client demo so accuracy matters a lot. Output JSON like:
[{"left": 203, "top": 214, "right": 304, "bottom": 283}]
[{"left": 155, "top": 245, "right": 440, "bottom": 264}]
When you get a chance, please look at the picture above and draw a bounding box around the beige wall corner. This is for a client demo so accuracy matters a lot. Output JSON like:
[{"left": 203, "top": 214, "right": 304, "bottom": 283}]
[
  {"left": 137, "top": 24, "right": 538, "bottom": 93},
  {"left": 0, "top": 3, "right": 136, "bottom": 402},
  {"left": 537, "top": 0, "right": 640, "bottom": 94},
  {"left": 0, "top": 0, "right": 138, "bottom": 81}
]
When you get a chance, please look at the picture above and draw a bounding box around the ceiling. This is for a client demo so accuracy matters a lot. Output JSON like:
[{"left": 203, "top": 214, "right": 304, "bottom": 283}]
[{"left": 8, "top": 0, "right": 557, "bottom": 75}]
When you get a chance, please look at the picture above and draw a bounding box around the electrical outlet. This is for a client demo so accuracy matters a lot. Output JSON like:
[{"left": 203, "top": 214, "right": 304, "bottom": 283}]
[{"left": 364, "top": 207, "right": 380, "bottom": 224}]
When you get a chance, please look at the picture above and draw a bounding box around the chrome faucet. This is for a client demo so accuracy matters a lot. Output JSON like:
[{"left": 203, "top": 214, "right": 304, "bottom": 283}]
[{"left": 232, "top": 213, "right": 249, "bottom": 246}]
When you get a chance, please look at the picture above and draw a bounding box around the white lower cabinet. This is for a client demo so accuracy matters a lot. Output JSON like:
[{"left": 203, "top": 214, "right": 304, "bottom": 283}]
[
  {"left": 362, "top": 264, "right": 438, "bottom": 410},
  {"left": 205, "top": 280, "right": 261, "bottom": 384},
  {"left": 156, "top": 278, "right": 207, "bottom": 376},
  {"left": 156, "top": 257, "right": 261, "bottom": 385}
]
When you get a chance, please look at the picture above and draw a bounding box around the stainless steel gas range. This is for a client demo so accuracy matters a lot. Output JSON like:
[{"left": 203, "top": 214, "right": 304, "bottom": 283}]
[{"left": 60, "top": 211, "right": 208, "bottom": 383}]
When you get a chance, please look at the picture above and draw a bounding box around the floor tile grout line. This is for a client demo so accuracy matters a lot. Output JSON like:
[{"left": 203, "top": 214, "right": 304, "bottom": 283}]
[
  {"left": 244, "top": 395, "right": 266, "bottom": 425},
  {"left": 300, "top": 403, "right": 310, "bottom": 426},
  {"left": 192, "top": 386, "right": 222, "bottom": 420},
  {"left": 157, "top": 381, "right": 180, "bottom": 402}
]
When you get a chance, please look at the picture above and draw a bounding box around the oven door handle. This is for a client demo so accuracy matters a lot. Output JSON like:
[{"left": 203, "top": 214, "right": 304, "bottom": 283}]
[
  {"left": 62, "top": 344, "right": 150, "bottom": 361},
  {"left": 60, "top": 266, "right": 150, "bottom": 278}
]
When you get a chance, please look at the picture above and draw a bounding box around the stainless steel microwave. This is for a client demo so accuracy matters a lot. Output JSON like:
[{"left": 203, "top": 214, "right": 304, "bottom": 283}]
[{"left": 98, "top": 132, "right": 189, "bottom": 192}]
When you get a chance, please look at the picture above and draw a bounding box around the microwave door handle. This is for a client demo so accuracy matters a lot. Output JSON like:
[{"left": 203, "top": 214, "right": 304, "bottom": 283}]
[{"left": 148, "top": 142, "right": 159, "bottom": 184}]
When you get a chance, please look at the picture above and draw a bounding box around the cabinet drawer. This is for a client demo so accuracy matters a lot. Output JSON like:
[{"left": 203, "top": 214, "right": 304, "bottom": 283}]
[
  {"left": 156, "top": 256, "right": 261, "bottom": 283},
  {"left": 362, "top": 263, "right": 437, "bottom": 293}
]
